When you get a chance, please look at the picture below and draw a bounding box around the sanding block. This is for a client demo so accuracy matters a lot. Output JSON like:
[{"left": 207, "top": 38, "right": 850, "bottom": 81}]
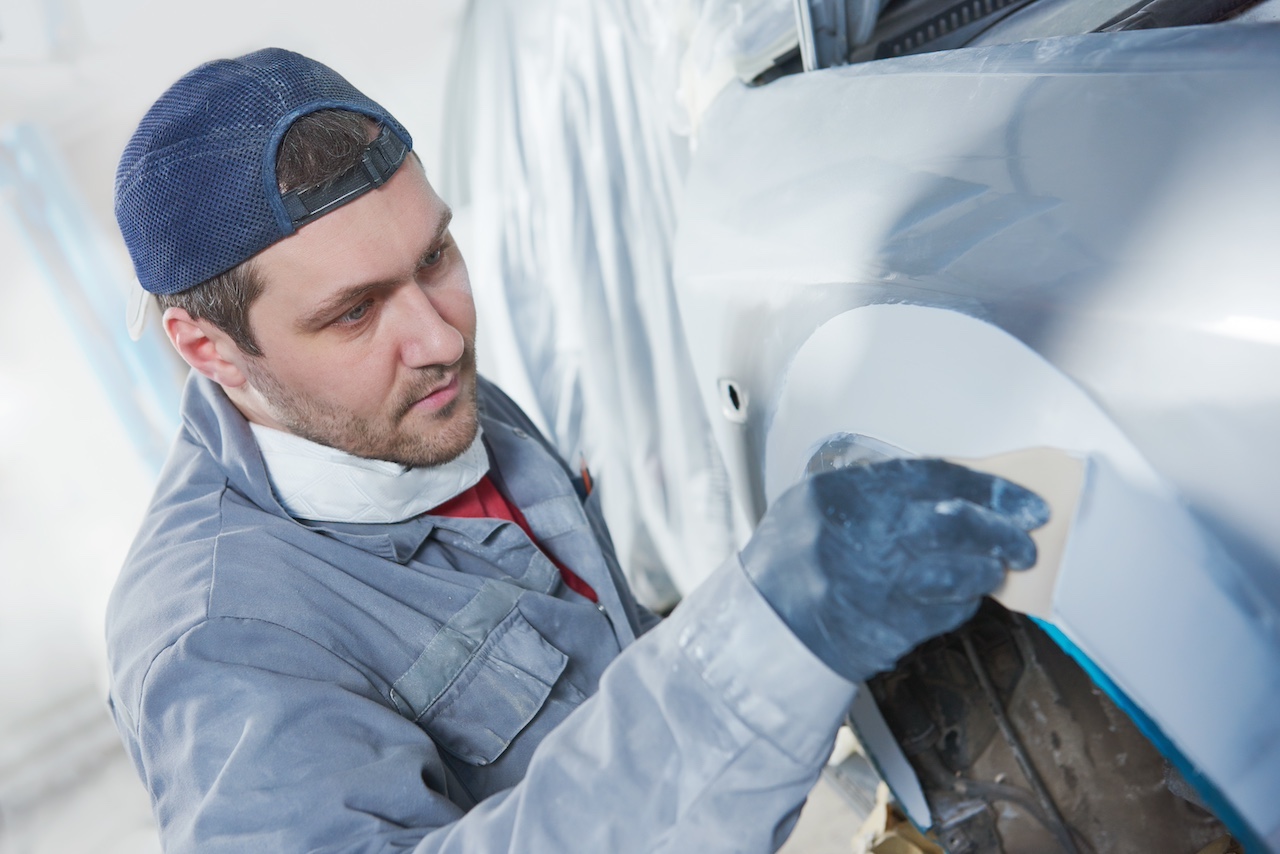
[{"left": 949, "top": 447, "right": 1089, "bottom": 621}]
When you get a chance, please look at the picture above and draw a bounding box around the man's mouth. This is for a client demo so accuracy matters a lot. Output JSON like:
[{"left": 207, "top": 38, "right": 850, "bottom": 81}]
[{"left": 408, "top": 373, "right": 460, "bottom": 414}]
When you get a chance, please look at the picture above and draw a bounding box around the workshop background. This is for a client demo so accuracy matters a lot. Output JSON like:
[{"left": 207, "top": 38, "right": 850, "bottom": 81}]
[{"left": 5, "top": 0, "right": 1279, "bottom": 851}]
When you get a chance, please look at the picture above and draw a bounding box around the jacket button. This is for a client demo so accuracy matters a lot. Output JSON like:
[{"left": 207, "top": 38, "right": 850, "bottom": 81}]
[{"left": 513, "top": 428, "right": 527, "bottom": 439}]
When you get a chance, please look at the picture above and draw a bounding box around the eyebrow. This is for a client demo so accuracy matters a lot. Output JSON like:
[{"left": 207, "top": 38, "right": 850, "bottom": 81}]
[{"left": 296, "top": 207, "right": 454, "bottom": 332}]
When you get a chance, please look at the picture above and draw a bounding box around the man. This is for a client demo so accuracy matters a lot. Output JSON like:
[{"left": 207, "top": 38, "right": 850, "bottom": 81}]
[{"left": 107, "top": 48, "right": 1048, "bottom": 852}]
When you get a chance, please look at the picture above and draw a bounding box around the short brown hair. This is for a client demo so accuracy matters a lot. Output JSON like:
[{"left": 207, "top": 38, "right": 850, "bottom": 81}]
[{"left": 157, "top": 110, "right": 376, "bottom": 356}]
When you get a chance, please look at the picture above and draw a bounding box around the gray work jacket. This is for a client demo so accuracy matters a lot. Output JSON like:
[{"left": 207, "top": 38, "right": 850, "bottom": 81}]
[{"left": 105, "top": 373, "right": 856, "bottom": 853}]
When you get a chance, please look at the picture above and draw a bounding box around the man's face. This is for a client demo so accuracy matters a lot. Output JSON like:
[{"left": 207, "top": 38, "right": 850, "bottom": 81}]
[{"left": 237, "top": 160, "right": 479, "bottom": 468}]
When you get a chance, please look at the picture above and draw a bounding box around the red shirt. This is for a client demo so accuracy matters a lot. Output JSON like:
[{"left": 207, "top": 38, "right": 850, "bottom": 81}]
[{"left": 431, "top": 475, "right": 598, "bottom": 602}]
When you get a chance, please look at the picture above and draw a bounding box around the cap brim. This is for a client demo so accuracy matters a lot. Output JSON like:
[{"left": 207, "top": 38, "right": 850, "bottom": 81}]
[{"left": 126, "top": 278, "right": 156, "bottom": 341}]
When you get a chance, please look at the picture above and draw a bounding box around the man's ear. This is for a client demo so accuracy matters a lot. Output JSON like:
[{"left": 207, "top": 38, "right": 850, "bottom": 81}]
[{"left": 162, "top": 307, "right": 249, "bottom": 388}]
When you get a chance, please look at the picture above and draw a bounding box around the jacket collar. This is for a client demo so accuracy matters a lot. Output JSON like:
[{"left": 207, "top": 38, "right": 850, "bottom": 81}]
[{"left": 180, "top": 372, "right": 511, "bottom": 563}]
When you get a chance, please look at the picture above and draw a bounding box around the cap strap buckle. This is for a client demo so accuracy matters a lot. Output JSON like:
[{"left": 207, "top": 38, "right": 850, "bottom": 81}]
[{"left": 280, "top": 126, "right": 409, "bottom": 229}]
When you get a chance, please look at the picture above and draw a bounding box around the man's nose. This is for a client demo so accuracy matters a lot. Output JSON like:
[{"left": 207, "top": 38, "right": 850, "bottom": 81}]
[{"left": 394, "top": 284, "right": 465, "bottom": 369}]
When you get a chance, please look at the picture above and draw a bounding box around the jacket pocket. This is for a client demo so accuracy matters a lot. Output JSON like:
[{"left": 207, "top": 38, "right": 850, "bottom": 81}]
[{"left": 390, "top": 581, "right": 568, "bottom": 765}]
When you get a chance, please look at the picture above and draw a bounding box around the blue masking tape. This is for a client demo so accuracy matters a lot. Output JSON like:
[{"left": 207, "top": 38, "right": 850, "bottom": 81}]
[{"left": 1032, "top": 617, "right": 1266, "bottom": 854}]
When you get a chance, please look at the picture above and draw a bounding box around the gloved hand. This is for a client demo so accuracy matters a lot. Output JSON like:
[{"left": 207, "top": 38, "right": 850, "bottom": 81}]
[{"left": 741, "top": 458, "right": 1050, "bottom": 684}]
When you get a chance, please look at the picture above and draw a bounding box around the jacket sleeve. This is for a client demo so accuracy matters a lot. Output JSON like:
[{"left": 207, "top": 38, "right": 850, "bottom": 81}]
[{"left": 131, "top": 557, "right": 856, "bottom": 853}]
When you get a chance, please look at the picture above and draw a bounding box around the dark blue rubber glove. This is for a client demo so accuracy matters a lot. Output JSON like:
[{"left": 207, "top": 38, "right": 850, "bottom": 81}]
[{"left": 741, "top": 458, "right": 1050, "bottom": 684}]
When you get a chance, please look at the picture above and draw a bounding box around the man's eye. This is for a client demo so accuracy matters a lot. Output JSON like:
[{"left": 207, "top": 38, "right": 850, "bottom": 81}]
[
  {"left": 423, "top": 248, "right": 443, "bottom": 267},
  {"left": 340, "top": 299, "right": 374, "bottom": 324}
]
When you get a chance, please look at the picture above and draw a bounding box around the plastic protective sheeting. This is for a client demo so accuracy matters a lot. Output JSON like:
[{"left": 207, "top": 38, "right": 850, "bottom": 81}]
[
  {"left": 440, "top": 0, "right": 795, "bottom": 601},
  {"left": 628, "top": 0, "right": 799, "bottom": 134}
]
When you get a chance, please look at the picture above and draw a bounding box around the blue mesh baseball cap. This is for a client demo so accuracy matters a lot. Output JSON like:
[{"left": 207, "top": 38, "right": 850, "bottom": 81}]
[{"left": 115, "top": 48, "right": 413, "bottom": 300}]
